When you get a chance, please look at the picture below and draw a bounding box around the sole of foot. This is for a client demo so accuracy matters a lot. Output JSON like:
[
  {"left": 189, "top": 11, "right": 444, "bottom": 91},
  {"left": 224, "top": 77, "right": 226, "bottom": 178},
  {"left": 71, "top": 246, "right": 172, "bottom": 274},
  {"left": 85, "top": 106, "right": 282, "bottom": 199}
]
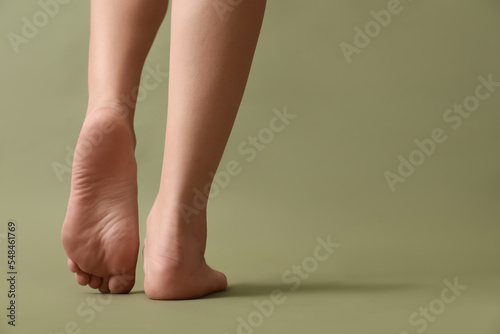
[{"left": 61, "top": 107, "right": 139, "bottom": 294}]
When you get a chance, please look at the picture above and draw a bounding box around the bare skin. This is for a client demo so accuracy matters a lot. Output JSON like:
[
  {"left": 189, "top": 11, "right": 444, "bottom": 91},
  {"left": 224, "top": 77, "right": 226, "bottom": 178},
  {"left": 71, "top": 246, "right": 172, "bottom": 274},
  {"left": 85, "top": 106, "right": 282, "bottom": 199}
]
[
  {"left": 62, "top": 0, "right": 168, "bottom": 294},
  {"left": 62, "top": 0, "right": 266, "bottom": 299},
  {"left": 144, "top": 0, "right": 267, "bottom": 300},
  {"left": 62, "top": 107, "right": 138, "bottom": 293}
]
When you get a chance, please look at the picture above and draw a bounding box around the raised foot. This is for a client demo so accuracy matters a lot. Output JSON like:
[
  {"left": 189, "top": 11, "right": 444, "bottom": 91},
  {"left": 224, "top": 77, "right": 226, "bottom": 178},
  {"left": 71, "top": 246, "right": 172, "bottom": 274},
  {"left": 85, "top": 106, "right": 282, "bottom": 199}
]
[{"left": 61, "top": 107, "right": 139, "bottom": 294}]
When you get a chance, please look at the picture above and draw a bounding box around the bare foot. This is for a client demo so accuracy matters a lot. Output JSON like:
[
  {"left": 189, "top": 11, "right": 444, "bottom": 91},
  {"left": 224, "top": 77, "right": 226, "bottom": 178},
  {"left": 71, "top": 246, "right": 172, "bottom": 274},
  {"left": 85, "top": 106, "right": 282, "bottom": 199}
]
[
  {"left": 61, "top": 107, "right": 139, "bottom": 294},
  {"left": 143, "top": 198, "right": 227, "bottom": 300}
]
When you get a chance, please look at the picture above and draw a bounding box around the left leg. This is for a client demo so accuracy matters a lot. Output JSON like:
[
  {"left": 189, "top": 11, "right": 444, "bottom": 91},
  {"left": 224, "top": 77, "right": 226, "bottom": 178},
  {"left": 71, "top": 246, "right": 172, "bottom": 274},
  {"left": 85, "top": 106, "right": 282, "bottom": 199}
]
[
  {"left": 62, "top": 0, "right": 168, "bottom": 294},
  {"left": 144, "top": 0, "right": 267, "bottom": 300}
]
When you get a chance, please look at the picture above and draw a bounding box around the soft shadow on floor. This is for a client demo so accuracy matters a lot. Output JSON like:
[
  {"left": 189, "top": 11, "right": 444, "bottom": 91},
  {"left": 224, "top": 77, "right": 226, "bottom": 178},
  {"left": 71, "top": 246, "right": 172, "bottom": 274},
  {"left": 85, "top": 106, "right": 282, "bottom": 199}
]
[
  {"left": 82, "top": 282, "right": 422, "bottom": 299},
  {"left": 204, "top": 281, "right": 423, "bottom": 299},
  {"left": 86, "top": 289, "right": 145, "bottom": 295}
]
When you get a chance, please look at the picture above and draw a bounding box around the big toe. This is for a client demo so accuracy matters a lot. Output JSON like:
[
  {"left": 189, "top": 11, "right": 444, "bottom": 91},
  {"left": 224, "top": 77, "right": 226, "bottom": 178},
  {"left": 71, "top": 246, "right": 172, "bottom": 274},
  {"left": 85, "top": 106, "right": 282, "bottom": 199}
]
[
  {"left": 109, "top": 269, "right": 135, "bottom": 294},
  {"left": 212, "top": 269, "right": 228, "bottom": 292}
]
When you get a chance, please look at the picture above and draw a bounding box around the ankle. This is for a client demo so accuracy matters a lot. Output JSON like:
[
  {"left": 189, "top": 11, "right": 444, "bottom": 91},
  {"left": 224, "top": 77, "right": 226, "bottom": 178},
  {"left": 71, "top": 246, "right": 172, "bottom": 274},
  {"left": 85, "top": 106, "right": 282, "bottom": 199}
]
[
  {"left": 153, "top": 190, "right": 209, "bottom": 225},
  {"left": 147, "top": 196, "right": 208, "bottom": 250},
  {"left": 86, "top": 99, "right": 135, "bottom": 128}
]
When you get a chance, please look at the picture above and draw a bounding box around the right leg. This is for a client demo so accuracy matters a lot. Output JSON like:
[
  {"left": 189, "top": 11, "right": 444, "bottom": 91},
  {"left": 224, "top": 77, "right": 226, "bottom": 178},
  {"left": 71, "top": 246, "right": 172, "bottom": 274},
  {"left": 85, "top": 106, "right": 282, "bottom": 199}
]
[
  {"left": 144, "top": 0, "right": 267, "bottom": 300},
  {"left": 61, "top": 0, "right": 168, "bottom": 294}
]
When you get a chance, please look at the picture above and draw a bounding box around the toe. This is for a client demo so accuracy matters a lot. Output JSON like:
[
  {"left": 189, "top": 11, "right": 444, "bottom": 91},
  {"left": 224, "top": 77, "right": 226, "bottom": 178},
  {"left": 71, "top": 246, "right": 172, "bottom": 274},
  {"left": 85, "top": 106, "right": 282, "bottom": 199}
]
[
  {"left": 213, "top": 269, "right": 228, "bottom": 292},
  {"left": 68, "top": 258, "right": 80, "bottom": 273},
  {"left": 70, "top": 259, "right": 91, "bottom": 286},
  {"left": 75, "top": 271, "right": 90, "bottom": 286},
  {"left": 99, "top": 277, "right": 110, "bottom": 294},
  {"left": 89, "top": 275, "right": 102, "bottom": 289},
  {"left": 109, "top": 269, "right": 135, "bottom": 294}
]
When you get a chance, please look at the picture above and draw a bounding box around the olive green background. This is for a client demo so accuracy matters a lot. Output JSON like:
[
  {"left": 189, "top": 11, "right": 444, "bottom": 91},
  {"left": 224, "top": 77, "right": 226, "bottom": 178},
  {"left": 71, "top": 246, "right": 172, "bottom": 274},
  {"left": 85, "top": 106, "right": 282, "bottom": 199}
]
[{"left": 1, "top": 0, "right": 499, "bottom": 333}]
